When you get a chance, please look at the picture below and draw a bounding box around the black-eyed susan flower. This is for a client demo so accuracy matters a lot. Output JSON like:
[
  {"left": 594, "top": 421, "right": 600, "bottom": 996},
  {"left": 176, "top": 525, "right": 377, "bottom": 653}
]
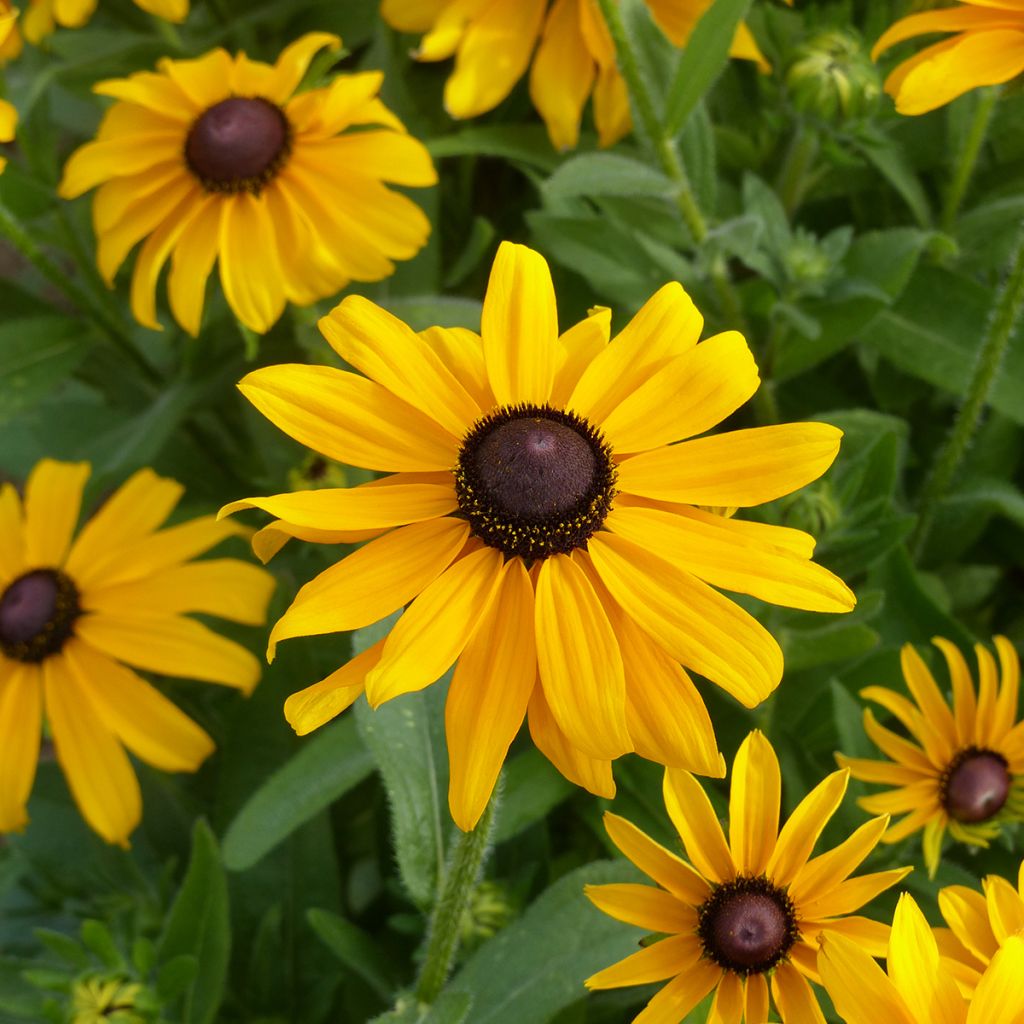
[
  {"left": 872, "top": 2, "right": 1024, "bottom": 115},
  {"left": 58, "top": 34, "right": 436, "bottom": 336},
  {"left": 820, "top": 893, "right": 1024, "bottom": 1024},
  {"left": 839, "top": 636, "right": 1023, "bottom": 877},
  {"left": 223, "top": 241, "right": 854, "bottom": 831},
  {"left": 23, "top": 0, "right": 186, "bottom": 42},
  {"left": 585, "top": 731, "right": 908, "bottom": 1022},
  {"left": 382, "top": 0, "right": 767, "bottom": 150},
  {"left": 934, "top": 859, "right": 1024, "bottom": 993},
  {"left": 0, "top": 459, "right": 273, "bottom": 845}
]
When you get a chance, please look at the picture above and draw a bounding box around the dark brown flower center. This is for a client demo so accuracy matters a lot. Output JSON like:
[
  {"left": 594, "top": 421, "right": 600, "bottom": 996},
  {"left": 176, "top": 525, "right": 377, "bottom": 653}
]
[
  {"left": 697, "top": 876, "right": 798, "bottom": 975},
  {"left": 454, "top": 404, "right": 616, "bottom": 560},
  {"left": 185, "top": 97, "right": 291, "bottom": 194},
  {"left": 942, "top": 748, "right": 1011, "bottom": 823},
  {"left": 0, "top": 569, "right": 80, "bottom": 662}
]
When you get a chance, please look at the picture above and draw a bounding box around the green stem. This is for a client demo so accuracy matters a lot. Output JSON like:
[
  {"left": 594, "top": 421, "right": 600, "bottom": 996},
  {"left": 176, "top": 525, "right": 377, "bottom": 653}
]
[
  {"left": 941, "top": 86, "right": 999, "bottom": 234},
  {"left": 776, "top": 122, "right": 819, "bottom": 218},
  {"left": 913, "top": 216, "right": 1024, "bottom": 557},
  {"left": 414, "top": 789, "right": 499, "bottom": 1005}
]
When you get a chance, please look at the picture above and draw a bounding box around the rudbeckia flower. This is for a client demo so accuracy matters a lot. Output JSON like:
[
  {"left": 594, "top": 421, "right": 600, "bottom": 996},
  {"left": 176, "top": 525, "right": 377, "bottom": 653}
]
[
  {"left": 223, "top": 241, "right": 854, "bottom": 831},
  {"left": 381, "top": 0, "right": 768, "bottom": 149},
  {"left": 58, "top": 33, "right": 436, "bottom": 336},
  {"left": 839, "top": 636, "right": 1023, "bottom": 877},
  {"left": 23, "top": 0, "right": 187, "bottom": 42},
  {"left": 935, "top": 859, "right": 1024, "bottom": 993},
  {"left": 872, "top": 1, "right": 1024, "bottom": 115},
  {"left": 820, "top": 893, "right": 1024, "bottom": 1024},
  {"left": 0, "top": 459, "right": 274, "bottom": 845},
  {"left": 585, "top": 731, "right": 908, "bottom": 1022}
]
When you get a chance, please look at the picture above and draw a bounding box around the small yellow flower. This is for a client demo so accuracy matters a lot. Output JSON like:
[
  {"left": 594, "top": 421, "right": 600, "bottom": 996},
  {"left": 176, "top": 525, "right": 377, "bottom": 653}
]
[
  {"left": 23, "top": 0, "right": 186, "bottom": 43},
  {"left": 58, "top": 34, "right": 436, "bottom": 335},
  {"left": 0, "top": 459, "right": 274, "bottom": 845},
  {"left": 71, "top": 976, "right": 144, "bottom": 1024},
  {"left": 839, "top": 636, "right": 1023, "bottom": 877},
  {"left": 585, "top": 731, "right": 909, "bottom": 1023},
  {"left": 819, "top": 893, "right": 1024, "bottom": 1024},
  {"left": 223, "top": 241, "right": 854, "bottom": 831},
  {"left": 872, "top": 1, "right": 1024, "bottom": 115},
  {"left": 382, "top": 0, "right": 768, "bottom": 150}
]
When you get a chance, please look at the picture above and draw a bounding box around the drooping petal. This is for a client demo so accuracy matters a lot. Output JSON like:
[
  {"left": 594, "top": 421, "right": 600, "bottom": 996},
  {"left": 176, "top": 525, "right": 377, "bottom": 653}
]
[
  {"left": 0, "top": 662, "right": 42, "bottom": 833},
  {"left": 218, "top": 194, "right": 287, "bottom": 334}
]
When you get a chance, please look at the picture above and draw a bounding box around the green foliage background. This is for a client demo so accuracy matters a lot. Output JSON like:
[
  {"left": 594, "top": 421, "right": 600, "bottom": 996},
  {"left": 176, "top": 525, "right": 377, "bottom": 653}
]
[{"left": 1, "top": 0, "right": 1023, "bottom": 1021}]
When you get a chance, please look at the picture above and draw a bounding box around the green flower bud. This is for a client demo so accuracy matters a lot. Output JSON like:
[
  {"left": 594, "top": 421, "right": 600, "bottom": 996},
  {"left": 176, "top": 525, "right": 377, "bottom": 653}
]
[{"left": 786, "top": 30, "right": 881, "bottom": 123}]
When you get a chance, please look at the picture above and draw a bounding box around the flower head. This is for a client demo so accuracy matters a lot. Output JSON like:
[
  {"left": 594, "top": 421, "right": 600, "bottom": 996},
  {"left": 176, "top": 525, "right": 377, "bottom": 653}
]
[
  {"left": 58, "top": 33, "right": 436, "bottom": 335},
  {"left": 71, "top": 976, "right": 145, "bottom": 1024},
  {"left": 585, "top": 731, "right": 908, "bottom": 1022},
  {"left": 872, "top": 2, "right": 1024, "bottom": 115},
  {"left": 819, "top": 893, "right": 1024, "bottom": 1024},
  {"left": 225, "top": 241, "right": 853, "bottom": 831},
  {"left": 382, "top": 0, "right": 768, "bottom": 150},
  {"left": 839, "top": 636, "right": 1023, "bottom": 876},
  {"left": 23, "top": 0, "right": 186, "bottom": 43},
  {"left": 0, "top": 459, "right": 274, "bottom": 845}
]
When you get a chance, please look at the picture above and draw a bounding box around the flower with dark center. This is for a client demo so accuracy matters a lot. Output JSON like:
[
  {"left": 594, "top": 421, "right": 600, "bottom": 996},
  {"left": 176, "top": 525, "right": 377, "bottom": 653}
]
[
  {"left": 225, "top": 241, "right": 854, "bottom": 833},
  {"left": 59, "top": 34, "right": 436, "bottom": 335},
  {"left": 185, "top": 97, "right": 291, "bottom": 194},
  {"left": 0, "top": 568, "right": 80, "bottom": 663},
  {"left": 841, "top": 636, "right": 1024, "bottom": 877},
  {"left": 585, "top": 731, "right": 909, "bottom": 1022}
]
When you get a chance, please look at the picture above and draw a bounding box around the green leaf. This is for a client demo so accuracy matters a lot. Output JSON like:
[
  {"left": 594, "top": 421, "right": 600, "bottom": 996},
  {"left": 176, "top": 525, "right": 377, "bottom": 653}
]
[
  {"left": 306, "top": 908, "right": 399, "bottom": 1000},
  {"left": 222, "top": 715, "right": 375, "bottom": 871},
  {"left": 852, "top": 130, "right": 932, "bottom": 227},
  {"left": 664, "top": 0, "right": 752, "bottom": 136},
  {"left": 450, "top": 861, "right": 643, "bottom": 1024},
  {"left": 353, "top": 617, "right": 449, "bottom": 910},
  {"left": 370, "top": 991, "right": 473, "bottom": 1024},
  {"left": 156, "top": 820, "right": 230, "bottom": 1024},
  {"left": 428, "top": 125, "right": 561, "bottom": 171},
  {"left": 32, "top": 930, "right": 88, "bottom": 970},
  {"left": 783, "top": 623, "right": 880, "bottom": 674},
  {"left": 79, "top": 920, "right": 121, "bottom": 970},
  {"left": 155, "top": 955, "right": 199, "bottom": 1003},
  {"left": 542, "top": 153, "right": 673, "bottom": 204},
  {"left": 493, "top": 750, "right": 574, "bottom": 844}
]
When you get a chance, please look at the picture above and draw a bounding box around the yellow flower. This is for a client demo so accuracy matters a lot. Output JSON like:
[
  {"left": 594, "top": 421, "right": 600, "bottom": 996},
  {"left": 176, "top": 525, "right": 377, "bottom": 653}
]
[
  {"left": 58, "top": 33, "right": 436, "bottom": 336},
  {"left": 872, "top": 1, "right": 1024, "bottom": 115},
  {"left": 23, "top": 0, "right": 186, "bottom": 43},
  {"left": 71, "top": 976, "right": 144, "bottom": 1024},
  {"left": 934, "top": 859, "right": 1024, "bottom": 994},
  {"left": 0, "top": 97, "right": 15, "bottom": 173},
  {"left": 381, "top": 0, "right": 768, "bottom": 150},
  {"left": 839, "top": 636, "right": 1023, "bottom": 877},
  {"left": 0, "top": 459, "right": 274, "bottom": 845},
  {"left": 585, "top": 731, "right": 908, "bottom": 1023},
  {"left": 224, "top": 243, "right": 853, "bottom": 831},
  {"left": 0, "top": 1, "right": 22, "bottom": 61},
  {"left": 819, "top": 893, "right": 1024, "bottom": 1024}
]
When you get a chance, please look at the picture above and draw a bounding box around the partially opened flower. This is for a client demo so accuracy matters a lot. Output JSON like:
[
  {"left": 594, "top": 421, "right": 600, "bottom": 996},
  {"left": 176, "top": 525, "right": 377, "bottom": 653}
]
[
  {"left": 819, "top": 893, "right": 1024, "bottom": 1024},
  {"left": 585, "top": 731, "right": 908, "bottom": 1022},
  {"left": 872, "top": 2, "right": 1024, "bottom": 115},
  {"left": 0, "top": 459, "right": 274, "bottom": 845},
  {"left": 382, "top": 0, "right": 767, "bottom": 149},
  {"left": 58, "top": 33, "right": 436, "bottom": 335},
  {"left": 23, "top": 0, "right": 187, "bottom": 42},
  {"left": 224, "top": 241, "right": 854, "bottom": 831},
  {"left": 838, "top": 636, "right": 1024, "bottom": 876}
]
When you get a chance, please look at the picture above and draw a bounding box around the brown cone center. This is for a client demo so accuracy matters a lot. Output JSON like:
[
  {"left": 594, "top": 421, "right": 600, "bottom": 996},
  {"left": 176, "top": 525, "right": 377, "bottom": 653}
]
[
  {"left": 0, "top": 569, "right": 80, "bottom": 662},
  {"left": 710, "top": 892, "right": 789, "bottom": 969},
  {"left": 944, "top": 751, "right": 1011, "bottom": 823}
]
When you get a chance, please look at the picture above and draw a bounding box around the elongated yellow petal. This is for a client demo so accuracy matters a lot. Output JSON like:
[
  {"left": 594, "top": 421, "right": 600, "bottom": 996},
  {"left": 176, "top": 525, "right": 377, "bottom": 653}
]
[
  {"left": 421, "top": 326, "right": 493, "bottom": 410},
  {"left": 267, "top": 31, "right": 340, "bottom": 102},
  {"left": 771, "top": 961, "right": 827, "bottom": 1024},
  {"left": 837, "top": 754, "right": 928, "bottom": 786},
  {"left": 800, "top": 868, "right": 912, "bottom": 920},
  {"left": 584, "top": 883, "right": 696, "bottom": 934},
  {"left": 550, "top": 306, "right": 610, "bottom": 406},
  {"left": 0, "top": 484, "right": 25, "bottom": 586},
  {"left": 939, "top": 885, "right": 999, "bottom": 965},
  {"left": 984, "top": 875, "right": 1024, "bottom": 944},
  {"left": 934, "top": 638, "right": 978, "bottom": 747},
  {"left": 585, "top": 933, "right": 702, "bottom": 990},
  {"left": 729, "top": 730, "right": 780, "bottom": 876},
  {"left": 818, "top": 931, "right": 916, "bottom": 1024},
  {"left": 167, "top": 197, "right": 221, "bottom": 337},
  {"left": 967, "top": 936, "right": 1024, "bottom": 1024},
  {"left": 872, "top": 4, "right": 1022, "bottom": 57},
  {"left": 972, "top": 642, "right": 999, "bottom": 745},
  {"left": 0, "top": 661, "right": 41, "bottom": 832},
  {"left": 901, "top": 644, "right": 958, "bottom": 754},
  {"left": 629, "top": 959, "right": 721, "bottom": 1024},
  {"left": 992, "top": 636, "right": 1020, "bottom": 739},
  {"left": 23, "top": 459, "right": 90, "bottom": 568},
  {"left": 662, "top": 768, "right": 734, "bottom": 883},
  {"left": 745, "top": 974, "right": 769, "bottom": 1023},
  {"left": 790, "top": 815, "right": 890, "bottom": 906}
]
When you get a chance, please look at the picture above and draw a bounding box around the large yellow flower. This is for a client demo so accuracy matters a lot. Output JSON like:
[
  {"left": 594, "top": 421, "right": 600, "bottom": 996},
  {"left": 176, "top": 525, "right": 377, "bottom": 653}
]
[
  {"left": 872, "top": 1, "right": 1024, "bottom": 115},
  {"left": 58, "top": 33, "right": 436, "bottom": 336},
  {"left": 819, "top": 893, "right": 1024, "bottom": 1024},
  {"left": 839, "top": 636, "right": 1023, "bottom": 877},
  {"left": 224, "top": 241, "right": 854, "bottom": 831},
  {"left": 0, "top": 459, "right": 274, "bottom": 845},
  {"left": 382, "top": 0, "right": 768, "bottom": 149},
  {"left": 22, "top": 0, "right": 186, "bottom": 42},
  {"left": 585, "top": 731, "right": 908, "bottom": 1023}
]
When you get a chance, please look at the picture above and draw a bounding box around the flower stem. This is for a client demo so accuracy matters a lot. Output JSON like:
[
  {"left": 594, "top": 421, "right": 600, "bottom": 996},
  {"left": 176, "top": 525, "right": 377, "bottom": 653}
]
[
  {"left": 941, "top": 86, "right": 999, "bottom": 235},
  {"left": 414, "top": 788, "right": 499, "bottom": 1005},
  {"left": 913, "top": 216, "right": 1024, "bottom": 557},
  {"left": 776, "top": 122, "right": 819, "bottom": 218}
]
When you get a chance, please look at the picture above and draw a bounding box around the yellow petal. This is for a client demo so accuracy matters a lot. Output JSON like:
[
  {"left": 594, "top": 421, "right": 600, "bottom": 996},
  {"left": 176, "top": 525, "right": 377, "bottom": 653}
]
[
  {"left": 550, "top": 305, "right": 610, "bottom": 406},
  {"left": 592, "top": 63, "right": 630, "bottom": 147},
  {"left": 859, "top": 702, "right": 936, "bottom": 773},
  {"left": 481, "top": 241, "right": 558, "bottom": 406},
  {"left": 167, "top": 196, "right": 221, "bottom": 337},
  {"left": 836, "top": 754, "right": 928, "bottom": 786},
  {"left": 939, "top": 885, "right": 999, "bottom": 965},
  {"left": 584, "top": 882, "right": 696, "bottom": 933},
  {"left": 972, "top": 642, "right": 999, "bottom": 746},
  {"left": 421, "top": 326, "right": 493, "bottom": 410},
  {"left": 806, "top": 916, "right": 891, "bottom": 958},
  {"left": 602, "top": 811, "right": 711, "bottom": 904},
  {"left": 872, "top": 4, "right": 1022, "bottom": 57},
  {"left": 745, "top": 973, "right": 769, "bottom": 1024},
  {"left": 59, "top": 133, "right": 183, "bottom": 197},
  {"left": 992, "top": 636, "right": 1020, "bottom": 739},
  {"left": 380, "top": 0, "right": 448, "bottom": 32},
  {"left": 616, "top": 422, "right": 843, "bottom": 507},
  {"left": 23, "top": 459, "right": 90, "bottom": 567},
  {"left": 0, "top": 483, "right": 25, "bottom": 586},
  {"left": 818, "top": 932, "right": 915, "bottom": 1024},
  {"left": 218, "top": 194, "right": 286, "bottom": 334},
  {"left": 268, "top": 32, "right": 341, "bottom": 103},
  {"left": 984, "top": 875, "right": 1024, "bottom": 944},
  {"left": 770, "top": 960, "right": 827, "bottom": 1023},
  {"left": 662, "top": 767, "right": 734, "bottom": 883},
  {"left": 251, "top": 520, "right": 384, "bottom": 565},
  {"left": 709, "top": 970, "right": 743, "bottom": 1024},
  {"left": 364, "top": 547, "right": 505, "bottom": 706},
  {"left": 0, "top": 661, "right": 41, "bottom": 832},
  {"left": 966, "top": 936, "right": 1024, "bottom": 1024},
  {"left": 268, "top": 518, "right": 469, "bottom": 658},
  {"left": 800, "top": 868, "right": 912, "bottom": 919},
  {"left": 92, "top": 72, "right": 195, "bottom": 122},
  {"left": 308, "top": 131, "right": 437, "bottom": 187},
  {"left": 238, "top": 363, "right": 459, "bottom": 473},
  {"left": 446, "top": 561, "right": 536, "bottom": 831},
  {"left": 728, "top": 730, "right": 780, "bottom": 876},
  {"left": 0, "top": 97, "right": 16, "bottom": 144},
  {"left": 284, "top": 639, "right": 383, "bottom": 737},
  {"left": 628, "top": 959, "right": 721, "bottom": 1024},
  {"left": 44, "top": 654, "right": 140, "bottom": 847},
  {"left": 585, "top": 933, "right": 704, "bottom": 991},
  {"left": 900, "top": 644, "right": 958, "bottom": 757},
  {"left": 158, "top": 48, "right": 233, "bottom": 108},
  {"left": 64, "top": 638, "right": 213, "bottom": 773},
  {"left": 789, "top": 814, "right": 890, "bottom": 907}
]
